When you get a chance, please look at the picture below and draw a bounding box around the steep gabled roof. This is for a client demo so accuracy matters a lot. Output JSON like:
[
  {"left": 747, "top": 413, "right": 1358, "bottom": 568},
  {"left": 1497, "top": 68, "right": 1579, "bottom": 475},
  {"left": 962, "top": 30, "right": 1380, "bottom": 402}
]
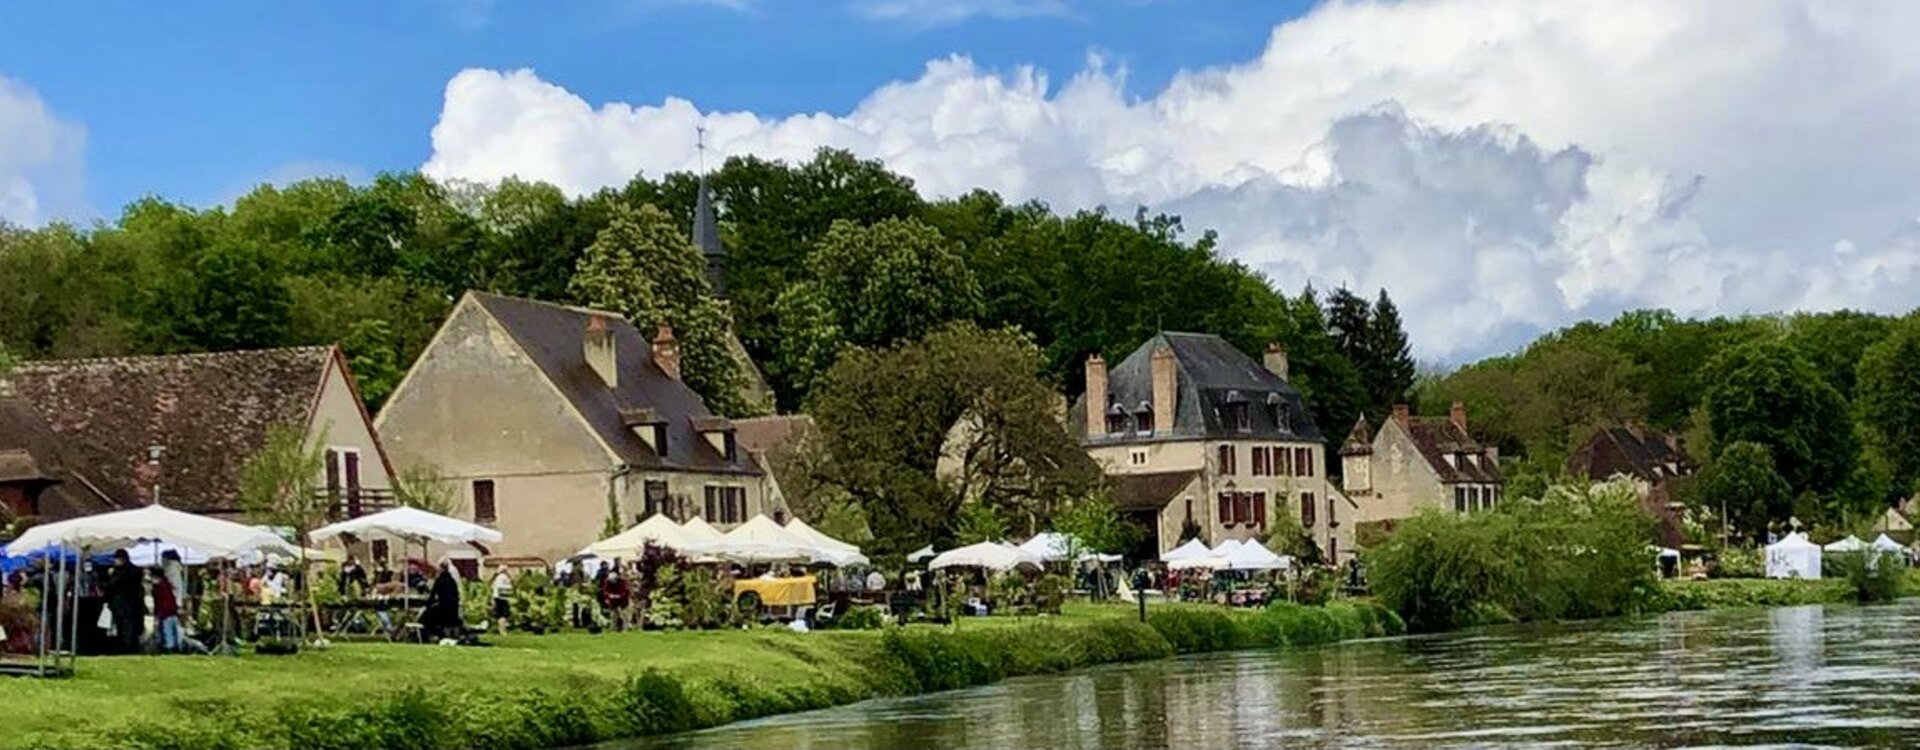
[
  {"left": 7, "top": 347, "right": 336, "bottom": 513},
  {"left": 0, "top": 397, "right": 119, "bottom": 519},
  {"left": 1401, "top": 417, "right": 1502, "bottom": 484},
  {"left": 1108, "top": 470, "right": 1202, "bottom": 513},
  {"left": 1342, "top": 416, "right": 1374, "bottom": 455},
  {"left": 1075, "top": 332, "right": 1323, "bottom": 444},
  {"left": 470, "top": 292, "right": 759, "bottom": 477},
  {"left": 693, "top": 175, "right": 726, "bottom": 296}
]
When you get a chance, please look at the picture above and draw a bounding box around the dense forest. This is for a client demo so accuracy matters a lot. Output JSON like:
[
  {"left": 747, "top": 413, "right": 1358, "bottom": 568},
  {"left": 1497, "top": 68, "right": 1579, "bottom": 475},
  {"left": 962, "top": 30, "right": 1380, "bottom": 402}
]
[{"left": 2, "top": 147, "right": 1913, "bottom": 546}]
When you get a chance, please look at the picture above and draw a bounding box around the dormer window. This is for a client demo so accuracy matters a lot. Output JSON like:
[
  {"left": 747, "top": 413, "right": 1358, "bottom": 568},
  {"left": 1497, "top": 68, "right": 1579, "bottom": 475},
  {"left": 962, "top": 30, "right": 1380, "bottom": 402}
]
[
  {"left": 1134, "top": 402, "right": 1154, "bottom": 434},
  {"left": 1224, "top": 391, "right": 1250, "bottom": 432},
  {"left": 1267, "top": 393, "right": 1289, "bottom": 433},
  {"left": 1105, "top": 401, "right": 1128, "bottom": 434},
  {"left": 652, "top": 424, "right": 669, "bottom": 456},
  {"left": 723, "top": 432, "right": 738, "bottom": 462}
]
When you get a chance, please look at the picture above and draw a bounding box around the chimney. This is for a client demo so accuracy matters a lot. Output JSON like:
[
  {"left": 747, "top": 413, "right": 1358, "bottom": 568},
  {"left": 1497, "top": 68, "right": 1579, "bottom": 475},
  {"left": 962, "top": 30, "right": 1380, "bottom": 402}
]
[
  {"left": 1150, "top": 344, "right": 1176, "bottom": 435},
  {"left": 652, "top": 325, "right": 681, "bottom": 381},
  {"left": 1449, "top": 401, "right": 1467, "bottom": 433},
  {"left": 1264, "top": 343, "right": 1289, "bottom": 382},
  {"left": 1392, "top": 403, "right": 1410, "bottom": 428},
  {"left": 584, "top": 315, "right": 617, "bottom": 388},
  {"left": 1084, "top": 353, "right": 1108, "bottom": 436}
]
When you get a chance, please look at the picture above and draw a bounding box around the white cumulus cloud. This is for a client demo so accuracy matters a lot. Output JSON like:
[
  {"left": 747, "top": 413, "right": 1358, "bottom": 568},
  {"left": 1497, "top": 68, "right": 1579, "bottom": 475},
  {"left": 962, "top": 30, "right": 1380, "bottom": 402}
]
[
  {"left": 421, "top": 0, "right": 1920, "bottom": 361},
  {"left": 0, "top": 75, "right": 87, "bottom": 226}
]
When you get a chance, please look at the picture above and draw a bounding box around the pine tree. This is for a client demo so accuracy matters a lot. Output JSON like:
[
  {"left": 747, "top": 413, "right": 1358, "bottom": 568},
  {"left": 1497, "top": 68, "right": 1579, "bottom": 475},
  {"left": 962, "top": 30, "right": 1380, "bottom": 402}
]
[{"left": 1367, "top": 289, "right": 1416, "bottom": 412}]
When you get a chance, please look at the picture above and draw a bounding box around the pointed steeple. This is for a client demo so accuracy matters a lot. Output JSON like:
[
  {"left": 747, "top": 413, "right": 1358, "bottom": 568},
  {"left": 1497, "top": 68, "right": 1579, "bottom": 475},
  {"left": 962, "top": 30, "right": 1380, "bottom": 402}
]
[{"left": 693, "top": 173, "right": 726, "bottom": 297}]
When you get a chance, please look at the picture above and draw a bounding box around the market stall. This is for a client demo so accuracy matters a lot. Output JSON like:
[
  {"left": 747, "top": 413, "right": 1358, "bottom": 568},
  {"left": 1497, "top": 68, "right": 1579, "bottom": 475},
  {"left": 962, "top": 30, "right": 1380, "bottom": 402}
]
[{"left": 1765, "top": 532, "right": 1822, "bottom": 579}]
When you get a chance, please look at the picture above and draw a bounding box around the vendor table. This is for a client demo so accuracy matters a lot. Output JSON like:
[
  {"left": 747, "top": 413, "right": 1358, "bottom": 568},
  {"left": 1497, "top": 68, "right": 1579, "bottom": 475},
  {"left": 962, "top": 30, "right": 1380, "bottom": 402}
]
[{"left": 734, "top": 575, "right": 817, "bottom": 607}]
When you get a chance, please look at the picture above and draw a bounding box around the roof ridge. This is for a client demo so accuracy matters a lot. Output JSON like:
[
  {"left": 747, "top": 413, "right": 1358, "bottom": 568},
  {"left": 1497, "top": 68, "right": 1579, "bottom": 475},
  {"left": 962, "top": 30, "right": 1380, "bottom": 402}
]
[
  {"left": 16, "top": 346, "right": 333, "bottom": 370},
  {"left": 470, "top": 290, "right": 629, "bottom": 322}
]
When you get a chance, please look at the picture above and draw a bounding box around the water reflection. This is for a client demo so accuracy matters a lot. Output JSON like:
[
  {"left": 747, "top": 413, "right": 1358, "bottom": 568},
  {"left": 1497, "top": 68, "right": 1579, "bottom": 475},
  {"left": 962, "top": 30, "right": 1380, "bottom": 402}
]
[{"left": 625, "top": 602, "right": 1920, "bottom": 749}]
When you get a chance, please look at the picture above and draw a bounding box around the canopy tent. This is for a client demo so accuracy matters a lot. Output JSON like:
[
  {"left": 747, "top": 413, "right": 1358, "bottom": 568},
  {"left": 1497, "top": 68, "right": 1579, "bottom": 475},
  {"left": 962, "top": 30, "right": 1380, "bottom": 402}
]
[
  {"left": 1765, "top": 532, "right": 1823, "bottom": 579},
  {"left": 678, "top": 517, "right": 726, "bottom": 546},
  {"left": 310, "top": 506, "right": 504, "bottom": 547},
  {"left": 686, "top": 514, "right": 816, "bottom": 564},
  {"left": 1159, "top": 538, "right": 1215, "bottom": 564},
  {"left": 906, "top": 545, "right": 937, "bottom": 563},
  {"left": 1872, "top": 534, "right": 1905, "bottom": 554},
  {"left": 782, "top": 518, "right": 869, "bottom": 567},
  {"left": 1220, "top": 539, "right": 1290, "bottom": 571},
  {"left": 1018, "top": 532, "right": 1123, "bottom": 564},
  {"left": 11, "top": 504, "right": 300, "bottom": 560},
  {"left": 1822, "top": 535, "right": 1868, "bottom": 553},
  {"left": 928, "top": 541, "right": 1043, "bottom": 572},
  {"left": 588, "top": 514, "right": 690, "bottom": 560}
]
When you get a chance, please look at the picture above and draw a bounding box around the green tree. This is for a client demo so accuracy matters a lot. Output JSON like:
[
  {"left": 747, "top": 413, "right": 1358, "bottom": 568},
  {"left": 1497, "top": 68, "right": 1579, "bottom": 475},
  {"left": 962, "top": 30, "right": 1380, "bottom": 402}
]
[
  {"left": 569, "top": 203, "right": 754, "bottom": 416},
  {"left": 167, "top": 242, "right": 293, "bottom": 352},
  {"left": 1054, "top": 494, "right": 1134, "bottom": 558},
  {"left": 1703, "top": 340, "right": 1857, "bottom": 498},
  {"left": 392, "top": 463, "right": 459, "bottom": 517},
  {"left": 1695, "top": 441, "right": 1793, "bottom": 543},
  {"left": 238, "top": 424, "right": 332, "bottom": 636},
  {"left": 1367, "top": 290, "right": 1417, "bottom": 410},
  {"left": 953, "top": 503, "right": 1008, "bottom": 545},
  {"left": 1856, "top": 322, "right": 1920, "bottom": 494}
]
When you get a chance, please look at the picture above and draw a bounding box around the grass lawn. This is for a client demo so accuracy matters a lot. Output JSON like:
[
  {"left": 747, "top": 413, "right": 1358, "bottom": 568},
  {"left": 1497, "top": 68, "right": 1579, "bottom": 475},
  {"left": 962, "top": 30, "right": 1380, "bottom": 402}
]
[{"left": 0, "top": 602, "right": 1147, "bottom": 749}]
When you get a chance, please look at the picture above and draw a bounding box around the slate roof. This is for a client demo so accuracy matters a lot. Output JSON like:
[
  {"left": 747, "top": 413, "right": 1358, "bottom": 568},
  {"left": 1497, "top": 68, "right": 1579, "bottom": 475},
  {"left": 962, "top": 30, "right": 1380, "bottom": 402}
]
[
  {"left": 6, "top": 348, "right": 336, "bottom": 513},
  {"left": 693, "top": 175, "right": 727, "bottom": 296},
  {"left": 1108, "top": 470, "right": 1202, "bottom": 513},
  {"left": 1342, "top": 416, "right": 1374, "bottom": 455},
  {"left": 470, "top": 292, "right": 760, "bottom": 477},
  {"left": 0, "top": 397, "right": 120, "bottom": 520},
  {"left": 1073, "top": 332, "right": 1323, "bottom": 445},
  {"left": 1402, "top": 417, "right": 1503, "bottom": 484},
  {"left": 1569, "top": 425, "right": 1694, "bottom": 483},
  {"left": 735, "top": 415, "right": 814, "bottom": 459}
]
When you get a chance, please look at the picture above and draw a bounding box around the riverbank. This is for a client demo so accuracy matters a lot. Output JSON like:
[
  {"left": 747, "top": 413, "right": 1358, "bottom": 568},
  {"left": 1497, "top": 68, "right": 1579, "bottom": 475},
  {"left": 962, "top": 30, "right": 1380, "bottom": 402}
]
[
  {"left": 0, "top": 580, "right": 1890, "bottom": 750},
  {"left": 0, "top": 601, "right": 1399, "bottom": 750}
]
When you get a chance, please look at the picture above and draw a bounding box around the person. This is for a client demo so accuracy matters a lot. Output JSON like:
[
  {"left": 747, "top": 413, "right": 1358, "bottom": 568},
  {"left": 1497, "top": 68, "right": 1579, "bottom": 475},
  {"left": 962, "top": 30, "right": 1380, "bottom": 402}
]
[
  {"left": 865, "top": 568, "right": 886, "bottom": 595},
  {"left": 160, "top": 550, "right": 190, "bottom": 622},
  {"left": 340, "top": 556, "right": 370, "bottom": 599},
  {"left": 489, "top": 566, "right": 513, "bottom": 636},
  {"left": 152, "top": 569, "right": 181, "bottom": 653},
  {"left": 420, "top": 560, "right": 463, "bottom": 641},
  {"left": 599, "top": 568, "right": 630, "bottom": 632},
  {"left": 102, "top": 550, "right": 145, "bottom": 653},
  {"left": 373, "top": 557, "right": 394, "bottom": 586}
]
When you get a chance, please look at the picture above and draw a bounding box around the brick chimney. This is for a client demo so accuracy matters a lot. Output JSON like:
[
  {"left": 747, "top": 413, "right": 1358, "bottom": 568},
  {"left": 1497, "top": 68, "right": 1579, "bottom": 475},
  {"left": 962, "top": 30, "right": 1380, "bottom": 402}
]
[
  {"left": 584, "top": 315, "right": 617, "bottom": 388},
  {"left": 1150, "top": 344, "right": 1176, "bottom": 435},
  {"left": 651, "top": 325, "right": 681, "bottom": 381},
  {"left": 1449, "top": 401, "right": 1468, "bottom": 433},
  {"left": 1084, "top": 353, "right": 1108, "bottom": 437},
  {"left": 1264, "top": 342, "right": 1289, "bottom": 382},
  {"left": 1392, "top": 403, "right": 1410, "bottom": 428}
]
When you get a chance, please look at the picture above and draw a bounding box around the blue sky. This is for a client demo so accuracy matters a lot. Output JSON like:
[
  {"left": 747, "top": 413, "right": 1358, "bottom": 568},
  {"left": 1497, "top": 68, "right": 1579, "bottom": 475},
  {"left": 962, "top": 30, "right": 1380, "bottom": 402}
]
[{"left": 0, "top": 0, "right": 1308, "bottom": 216}]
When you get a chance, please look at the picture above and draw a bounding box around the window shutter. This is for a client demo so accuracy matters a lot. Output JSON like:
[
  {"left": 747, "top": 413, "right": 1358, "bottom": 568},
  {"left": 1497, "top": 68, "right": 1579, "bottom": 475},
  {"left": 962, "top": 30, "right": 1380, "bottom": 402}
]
[
  {"left": 472, "top": 480, "right": 496, "bottom": 524},
  {"left": 1236, "top": 493, "right": 1251, "bottom": 526},
  {"left": 1301, "top": 492, "right": 1316, "bottom": 528},
  {"left": 1218, "top": 493, "right": 1233, "bottom": 525},
  {"left": 325, "top": 450, "right": 341, "bottom": 492},
  {"left": 1253, "top": 492, "right": 1267, "bottom": 528}
]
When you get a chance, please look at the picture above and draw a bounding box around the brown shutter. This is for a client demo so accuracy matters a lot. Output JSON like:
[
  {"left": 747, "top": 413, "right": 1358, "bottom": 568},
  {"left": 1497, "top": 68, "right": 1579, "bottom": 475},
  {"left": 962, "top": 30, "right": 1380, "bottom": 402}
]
[
  {"left": 472, "top": 480, "right": 496, "bottom": 524},
  {"left": 1218, "top": 493, "right": 1233, "bottom": 526},
  {"left": 1254, "top": 492, "right": 1267, "bottom": 529},
  {"left": 344, "top": 452, "right": 363, "bottom": 517}
]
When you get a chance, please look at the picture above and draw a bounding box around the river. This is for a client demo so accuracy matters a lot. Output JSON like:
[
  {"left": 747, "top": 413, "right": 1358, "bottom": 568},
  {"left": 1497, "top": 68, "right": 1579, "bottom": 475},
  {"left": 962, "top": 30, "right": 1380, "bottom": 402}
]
[{"left": 626, "top": 602, "right": 1920, "bottom": 749}]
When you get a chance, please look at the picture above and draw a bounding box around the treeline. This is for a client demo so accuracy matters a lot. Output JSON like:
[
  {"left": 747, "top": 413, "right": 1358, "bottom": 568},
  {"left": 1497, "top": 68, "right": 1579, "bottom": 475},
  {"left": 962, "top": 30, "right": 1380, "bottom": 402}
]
[
  {"left": 1420, "top": 308, "right": 1920, "bottom": 540},
  {"left": 0, "top": 149, "right": 1414, "bottom": 437}
]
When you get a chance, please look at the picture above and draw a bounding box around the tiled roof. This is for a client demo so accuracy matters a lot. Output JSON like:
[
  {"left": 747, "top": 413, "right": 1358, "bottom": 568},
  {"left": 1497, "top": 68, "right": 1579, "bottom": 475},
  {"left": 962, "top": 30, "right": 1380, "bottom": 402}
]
[
  {"left": 1074, "top": 332, "right": 1323, "bottom": 444},
  {"left": 1404, "top": 417, "right": 1503, "bottom": 484},
  {"left": 735, "top": 415, "right": 815, "bottom": 458},
  {"left": 1108, "top": 470, "right": 1202, "bottom": 512},
  {"left": 7, "top": 348, "right": 334, "bottom": 513},
  {"left": 0, "top": 397, "right": 119, "bottom": 519},
  {"left": 471, "top": 292, "right": 760, "bottom": 477}
]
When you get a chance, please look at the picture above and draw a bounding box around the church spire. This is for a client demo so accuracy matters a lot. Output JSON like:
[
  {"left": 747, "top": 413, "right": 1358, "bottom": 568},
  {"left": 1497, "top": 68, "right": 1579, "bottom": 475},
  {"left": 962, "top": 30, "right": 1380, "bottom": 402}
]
[{"left": 693, "top": 125, "right": 727, "bottom": 297}]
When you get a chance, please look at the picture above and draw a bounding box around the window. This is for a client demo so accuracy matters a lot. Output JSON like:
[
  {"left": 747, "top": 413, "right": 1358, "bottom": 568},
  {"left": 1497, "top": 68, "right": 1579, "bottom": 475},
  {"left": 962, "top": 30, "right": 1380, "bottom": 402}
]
[
  {"left": 723, "top": 433, "right": 738, "bottom": 462},
  {"left": 1252, "top": 446, "right": 1268, "bottom": 476},
  {"left": 1469, "top": 485, "right": 1482, "bottom": 512},
  {"left": 1454, "top": 486, "right": 1467, "bottom": 513},
  {"left": 1326, "top": 495, "right": 1336, "bottom": 530},
  {"left": 326, "top": 448, "right": 363, "bottom": 517},
  {"left": 704, "top": 486, "right": 747, "bottom": 523},
  {"left": 1293, "top": 447, "right": 1312, "bottom": 478},
  {"left": 643, "top": 480, "right": 671, "bottom": 519},
  {"left": 472, "top": 480, "right": 497, "bottom": 524},
  {"left": 1301, "top": 491, "right": 1316, "bottom": 528},
  {"left": 1236, "top": 493, "right": 1253, "bottom": 526},
  {"left": 370, "top": 539, "right": 389, "bottom": 566},
  {"left": 1217, "top": 445, "right": 1237, "bottom": 475},
  {"left": 1129, "top": 449, "right": 1149, "bottom": 467},
  {"left": 1252, "top": 491, "right": 1268, "bottom": 529},
  {"left": 1105, "top": 407, "right": 1128, "bottom": 435},
  {"left": 1229, "top": 403, "right": 1250, "bottom": 432},
  {"left": 1218, "top": 493, "right": 1235, "bottom": 526},
  {"left": 1185, "top": 499, "right": 1194, "bottom": 524},
  {"left": 1280, "top": 447, "right": 1293, "bottom": 476},
  {"left": 652, "top": 424, "right": 669, "bottom": 456},
  {"left": 1135, "top": 404, "right": 1154, "bottom": 434}
]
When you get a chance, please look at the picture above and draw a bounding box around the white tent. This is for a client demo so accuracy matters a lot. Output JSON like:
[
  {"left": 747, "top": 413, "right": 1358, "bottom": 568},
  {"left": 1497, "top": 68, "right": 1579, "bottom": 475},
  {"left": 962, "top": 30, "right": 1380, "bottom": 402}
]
[
  {"left": 1018, "top": 532, "right": 1123, "bottom": 564},
  {"left": 679, "top": 517, "right": 726, "bottom": 546},
  {"left": 928, "top": 541, "right": 1043, "bottom": 572},
  {"left": 310, "top": 506, "right": 504, "bottom": 547},
  {"left": 783, "top": 518, "right": 868, "bottom": 567},
  {"left": 906, "top": 544, "right": 937, "bottom": 563},
  {"left": 1822, "top": 535, "right": 1868, "bottom": 553},
  {"left": 1221, "top": 539, "right": 1290, "bottom": 571},
  {"left": 1160, "top": 538, "right": 1214, "bottom": 564},
  {"left": 12, "top": 504, "right": 300, "bottom": 559},
  {"left": 687, "top": 514, "right": 816, "bottom": 564},
  {"left": 1871, "top": 534, "right": 1905, "bottom": 554},
  {"left": 588, "top": 514, "right": 690, "bottom": 560},
  {"left": 1766, "top": 532, "right": 1823, "bottom": 579}
]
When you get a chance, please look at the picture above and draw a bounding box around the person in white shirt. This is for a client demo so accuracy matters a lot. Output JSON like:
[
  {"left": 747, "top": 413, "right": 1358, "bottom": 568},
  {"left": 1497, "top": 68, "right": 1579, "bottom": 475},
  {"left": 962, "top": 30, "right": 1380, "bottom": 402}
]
[
  {"left": 865, "top": 570, "right": 885, "bottom": 594},
  {"left": 489, "top": 566, "right": 514, "bottom": 636}
]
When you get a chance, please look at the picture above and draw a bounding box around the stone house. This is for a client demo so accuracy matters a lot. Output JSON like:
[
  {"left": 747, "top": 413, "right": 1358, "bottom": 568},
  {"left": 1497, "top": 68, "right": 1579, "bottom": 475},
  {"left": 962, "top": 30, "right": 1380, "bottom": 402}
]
[
  {"left": 1, "top": 347, "right": 395, "bottom": 525},
  {"left": 375, "top": 291, "right": 786, "bottom": 561},
  {"left": 1567, "top": 422, "right": 1696, "bottom": 547},
  {"left": 1342, "top": 403, "right": 1504, "bottom": 531},
  {"left": 1069, "top": 332, "right": 1354, "bottom": 563}
]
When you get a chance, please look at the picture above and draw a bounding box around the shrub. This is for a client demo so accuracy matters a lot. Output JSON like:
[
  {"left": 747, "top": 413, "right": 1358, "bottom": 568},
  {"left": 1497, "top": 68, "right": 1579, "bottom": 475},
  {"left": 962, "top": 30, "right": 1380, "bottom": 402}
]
[
  {"left": 616, "top": 669, "right": 697, "bottom": 735},
  {"left": 1711, "top": 546, "right": 1763, "bottom": 579},
  {"left": 1146, "top": 607, "right": 1244, "bottom": 653},
  {"left": 833, "top": 606, "right": 885, "bottom": 630},
  {"left": 1832, "top": 551, "right": 1905, "bottom": 603}
]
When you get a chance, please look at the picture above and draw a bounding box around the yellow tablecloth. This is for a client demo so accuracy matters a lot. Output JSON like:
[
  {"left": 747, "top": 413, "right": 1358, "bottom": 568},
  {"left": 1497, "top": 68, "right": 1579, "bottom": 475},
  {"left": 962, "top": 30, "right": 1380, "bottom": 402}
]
[{"left": 733, "top": 576, "right": 817, "bottom": 607}]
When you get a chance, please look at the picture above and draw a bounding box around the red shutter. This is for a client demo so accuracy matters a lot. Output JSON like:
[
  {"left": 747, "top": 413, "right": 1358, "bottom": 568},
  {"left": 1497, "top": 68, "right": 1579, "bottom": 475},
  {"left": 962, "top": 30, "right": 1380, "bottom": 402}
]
[
  {"left": 1301, "top": 491, "right": 1315, "bottom": 528},
  {"left": 1218, "top": 493, "right": 1233, "bottom": 526},
  {"left": 1253, "top": 492, "right": 1267, "bottom": 529},
  {"left": 1236, "top": 493, "right": 1252, "bottom": 526}
]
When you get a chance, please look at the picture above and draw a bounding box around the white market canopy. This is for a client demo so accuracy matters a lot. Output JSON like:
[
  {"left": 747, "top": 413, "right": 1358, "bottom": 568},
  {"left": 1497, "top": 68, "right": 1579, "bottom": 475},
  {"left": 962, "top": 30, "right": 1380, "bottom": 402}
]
[
  {"left": 1766, "top": 532, "right": 1823, "bottom": 580},
  {"left": 928, "top": 541, "right": 1043, "bottom": 572},
  {"left": 1160, "top": 538, "right": 1215, "bottom": 564},
  {"left": 588, "top": 513, "right": 691, "bottom": 560},
  {"left": 679, "top": 516, "right": 726, "bottom": 546},
  {"left": 1872, "top": 534, "right": 1905, "bottom": 553},
  {"left": 11, "top": 504, "right": 301, "bottom": 559},
  {"left": 783, "top": 517, "right": 868, "bottom": 567},
  {"left": 688, "top": 514, "right": 817, "bottom": 564},
  {"left": 1018, "top": 532, "right": 1122, "bottom": 564},
  {"left": 1823, "top": 535, "right": 1868, "bottom": 553},
  {"left": 1220, "top": 539, "right": 1290, "bottom": 571},
  {"left": 310, "top": 506, "right": 504, "bottom": 547},
  {"left": 907, "top": 545, "right": 937, "bottom": 563}
]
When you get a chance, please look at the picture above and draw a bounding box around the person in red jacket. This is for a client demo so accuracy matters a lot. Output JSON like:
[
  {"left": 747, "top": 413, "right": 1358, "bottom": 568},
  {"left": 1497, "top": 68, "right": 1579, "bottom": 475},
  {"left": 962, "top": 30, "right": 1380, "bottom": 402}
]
[
  {"left": 152, "top": 569, "right": 181, "bottom": 653},
  {"left": 598, "top": 565, "right": 631, "bottom": 632}
]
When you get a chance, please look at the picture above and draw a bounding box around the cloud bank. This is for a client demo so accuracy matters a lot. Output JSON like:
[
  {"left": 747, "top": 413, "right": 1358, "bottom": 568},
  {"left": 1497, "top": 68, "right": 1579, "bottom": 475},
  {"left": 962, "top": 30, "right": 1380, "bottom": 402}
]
[
  {"left": 421, "top": 0, "right": 1920, "bottom": 361},
  {"left": 0, "top": 75, "right": 86, "bottom": 227}
]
